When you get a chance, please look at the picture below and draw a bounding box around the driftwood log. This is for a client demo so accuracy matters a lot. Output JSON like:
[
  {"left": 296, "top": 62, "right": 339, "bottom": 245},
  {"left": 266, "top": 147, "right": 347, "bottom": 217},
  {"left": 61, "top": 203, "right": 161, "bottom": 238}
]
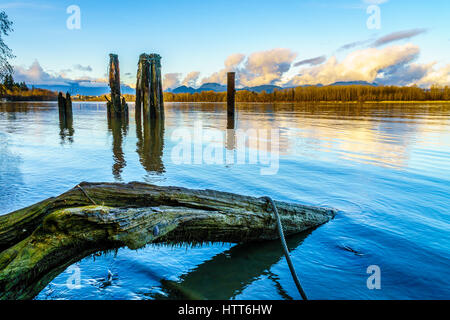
[{"left": 0, "top": 182, "right": 336, "bottom": 300}]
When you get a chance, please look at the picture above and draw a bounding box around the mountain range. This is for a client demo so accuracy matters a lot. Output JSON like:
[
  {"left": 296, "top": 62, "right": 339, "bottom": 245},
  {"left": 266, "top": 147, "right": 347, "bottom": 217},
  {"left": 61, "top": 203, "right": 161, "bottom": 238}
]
[
  {"left": 168, "top": 81, "right": 377, "bottom": 94},
  {"left": 32, "top": 81, "right": 377, "bottom": 96}
]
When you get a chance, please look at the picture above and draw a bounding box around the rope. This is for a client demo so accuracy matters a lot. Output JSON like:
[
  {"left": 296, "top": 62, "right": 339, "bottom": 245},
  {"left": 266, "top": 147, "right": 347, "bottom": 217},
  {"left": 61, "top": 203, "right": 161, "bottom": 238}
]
[
  {"left": 76, "top": 184, "right": 97, "bottom": 205},
  {"left": 262, "top": 196, "right": 308, "bottom": 300}
]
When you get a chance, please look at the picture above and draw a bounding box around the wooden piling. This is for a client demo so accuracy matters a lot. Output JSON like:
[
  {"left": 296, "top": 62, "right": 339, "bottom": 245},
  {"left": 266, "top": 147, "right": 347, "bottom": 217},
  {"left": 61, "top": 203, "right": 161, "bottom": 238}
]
[
  {"left": 227, "top": 72, "right": 236, "bottom": 131},
  {"left": 135, "top": 54, "right": 149, "bottom": 123},
  {"left": 148, "top": 54, "right": 164, "bottom": 119},
  {"left": 136, "top": 53, "right": 164, "bottom": 121},
  {"left": 108, "top": 53, "right": 128, "bottom": 118}
]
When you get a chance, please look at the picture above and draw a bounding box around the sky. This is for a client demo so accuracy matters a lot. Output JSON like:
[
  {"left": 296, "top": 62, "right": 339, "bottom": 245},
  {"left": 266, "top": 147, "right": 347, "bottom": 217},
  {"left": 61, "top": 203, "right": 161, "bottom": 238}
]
[{"left": 1, "top": 0, "right": 449, "bottom": 89}]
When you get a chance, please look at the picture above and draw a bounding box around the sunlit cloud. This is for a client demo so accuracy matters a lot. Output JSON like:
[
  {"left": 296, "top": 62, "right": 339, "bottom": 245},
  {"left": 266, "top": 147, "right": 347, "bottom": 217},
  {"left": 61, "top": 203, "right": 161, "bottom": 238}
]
[
  {"left": 163, "top": 73, "right": 182, "bottom": 90},
  {"left": 182, "top": 71, "right": 200, "bottom": 87},
  {"left": 201, "top": 48, "right": 297, "bottom": 87},
  {"left": 287, "top": 43, "right": 420, "bottom": 86}
]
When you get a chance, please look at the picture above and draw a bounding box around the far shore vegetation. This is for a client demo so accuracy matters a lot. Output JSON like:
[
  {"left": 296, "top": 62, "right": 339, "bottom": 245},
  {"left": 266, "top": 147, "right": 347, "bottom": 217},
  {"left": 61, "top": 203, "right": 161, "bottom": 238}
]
[{"left": 1, "top": 75, "right": 450, "bottom": 103}]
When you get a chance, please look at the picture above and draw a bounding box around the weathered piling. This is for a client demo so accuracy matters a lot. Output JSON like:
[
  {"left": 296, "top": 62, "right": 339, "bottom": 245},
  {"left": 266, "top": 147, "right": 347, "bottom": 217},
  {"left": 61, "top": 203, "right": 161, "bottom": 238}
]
[
  {"left": 135, "top": 54, "right": 149, "bottom": 124},
  {"left": 135, "top": 53, "right": 164, "bottom": 121},
  {"left": 107, "top": 54, "right": 128, "bottom": 118},
  {"left": 149, "top": 54, "right": 164, "bottom": 119},
  {"left": 227, "top": 72, "right": 235, "bottom": 119},
  {"left": 57, "top": 92, "right": 72, "bottom": 118}
]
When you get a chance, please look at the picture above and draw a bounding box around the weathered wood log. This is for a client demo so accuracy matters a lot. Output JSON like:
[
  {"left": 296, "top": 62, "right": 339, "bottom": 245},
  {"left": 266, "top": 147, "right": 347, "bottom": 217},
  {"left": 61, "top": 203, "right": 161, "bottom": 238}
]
[{"left": 0, "top": 182, "right": 336, "bottom": 300}]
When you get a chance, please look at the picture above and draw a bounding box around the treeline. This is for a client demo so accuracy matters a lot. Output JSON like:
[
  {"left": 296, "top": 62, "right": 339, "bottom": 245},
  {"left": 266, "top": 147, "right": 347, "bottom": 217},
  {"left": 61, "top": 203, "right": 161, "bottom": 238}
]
[
  {"left": 0, "top": 75, "right": 57, "bottom": 101},
  {"left": 164, "top": 85, "right": 450, "bottom": 102}
]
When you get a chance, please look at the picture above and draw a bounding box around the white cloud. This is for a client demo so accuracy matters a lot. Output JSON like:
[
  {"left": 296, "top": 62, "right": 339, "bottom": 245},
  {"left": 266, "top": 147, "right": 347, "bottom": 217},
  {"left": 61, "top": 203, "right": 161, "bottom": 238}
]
[
  {"left": 13, "top": 60, "right": 70, "bottom": 85},
  {"left": 416, "top": 63, "right": 450, "bottom": 87},
  {"left": 163, "top": 73, "right": 182, "bottom": 90},
  {"left": 201, "top": 48, "right": 297, "bottom": 87},
  {"left": 182, "top": 71, "right": 200, "bottom": 87},
  {"left": 287, "top": 43, "right": 420, "bottom": 86}
]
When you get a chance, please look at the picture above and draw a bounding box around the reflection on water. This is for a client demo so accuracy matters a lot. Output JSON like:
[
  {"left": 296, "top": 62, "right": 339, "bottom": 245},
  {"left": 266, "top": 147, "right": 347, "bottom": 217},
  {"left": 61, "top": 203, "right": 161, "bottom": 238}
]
[
  {"left": 1, "top": 101, "right": 450, "bottom": 300},
  {"left": 59, "top": 106, "right": 74, "bottom": 144},
  {"left": 108, "top": 115, "right": 129, "bottom": 180},
  {"left": 136, "top": 116, "right": 165, "bottom": 175},
  {"left": 151, "top": 230, "right": 311, "bottom": 300}
]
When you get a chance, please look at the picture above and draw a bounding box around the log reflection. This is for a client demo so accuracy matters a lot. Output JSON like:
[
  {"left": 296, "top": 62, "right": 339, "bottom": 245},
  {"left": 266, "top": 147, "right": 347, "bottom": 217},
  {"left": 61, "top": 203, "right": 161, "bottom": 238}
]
[{"left": 152, "top": 230, "right": 313, "bottom": 300}]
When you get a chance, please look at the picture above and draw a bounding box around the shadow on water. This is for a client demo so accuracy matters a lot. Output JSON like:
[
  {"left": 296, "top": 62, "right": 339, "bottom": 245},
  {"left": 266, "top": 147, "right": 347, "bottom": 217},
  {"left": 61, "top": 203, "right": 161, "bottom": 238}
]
[
  {"left": 146, "top": 229, "right": 313, "bottom": 300},
  {"left": 136, "top": 116, "right": 165, "bottom": 174},
  {"left": 108, "top": 115, "right": 129, "bottom": 180}
]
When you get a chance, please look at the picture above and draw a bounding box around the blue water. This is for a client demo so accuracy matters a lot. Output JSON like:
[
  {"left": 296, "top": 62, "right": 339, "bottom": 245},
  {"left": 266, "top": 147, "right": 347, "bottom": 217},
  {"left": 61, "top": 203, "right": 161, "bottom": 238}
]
[{"left": 0, "top": 101, "right": 449, "bottom": 299}]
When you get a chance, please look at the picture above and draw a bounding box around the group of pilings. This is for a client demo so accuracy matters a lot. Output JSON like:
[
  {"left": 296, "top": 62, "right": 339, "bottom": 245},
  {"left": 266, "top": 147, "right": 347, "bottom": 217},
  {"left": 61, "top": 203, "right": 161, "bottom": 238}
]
[
  {"left": 107, "top": 53, "right": 164, "bottom": 124},
  {"left": 106, "top": 53, "right": 235, "bottom": 130}
]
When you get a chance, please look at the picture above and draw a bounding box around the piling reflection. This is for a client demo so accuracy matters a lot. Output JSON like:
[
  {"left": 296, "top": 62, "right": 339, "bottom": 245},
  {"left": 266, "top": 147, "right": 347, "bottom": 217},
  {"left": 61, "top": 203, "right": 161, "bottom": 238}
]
[
  {"left": 58, "top": 107, "right": 74, "bottom": 144},
  {"left": 108, "top": 115, "right": 129, "bottom": 180},
  {"left": 136, "top": 116, "right": 165, "bottom": 174},
  {"left": 150, "top": 230, "right": 312, "bottom": 300},
  {"left": 226, "top": 113, "right": 236, "bottom": 150}
]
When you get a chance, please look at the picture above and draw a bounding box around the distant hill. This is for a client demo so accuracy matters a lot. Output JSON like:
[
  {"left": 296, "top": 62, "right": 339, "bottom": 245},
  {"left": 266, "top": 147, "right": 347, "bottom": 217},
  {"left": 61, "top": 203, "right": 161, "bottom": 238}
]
[
  {"left": 168, "top": 81, "right": 378, "bottom": 94},
  {"left": 31, "top": 83, "right": 135, "bottom": 96},
  {"left": 169, "top": 83, "right": 283, "bottom": 94},
  {"left": 329, "top": 81, "right": 378, "bottom": 86},
  {"left": 33, "top": 80, "right": 377, "bottom": 96}
]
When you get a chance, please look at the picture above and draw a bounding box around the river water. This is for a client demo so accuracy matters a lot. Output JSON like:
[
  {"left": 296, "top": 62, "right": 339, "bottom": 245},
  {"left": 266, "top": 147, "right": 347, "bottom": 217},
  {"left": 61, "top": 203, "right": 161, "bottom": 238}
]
[{"left": 0, "top": 101, "right": 449, "bottom": 299}]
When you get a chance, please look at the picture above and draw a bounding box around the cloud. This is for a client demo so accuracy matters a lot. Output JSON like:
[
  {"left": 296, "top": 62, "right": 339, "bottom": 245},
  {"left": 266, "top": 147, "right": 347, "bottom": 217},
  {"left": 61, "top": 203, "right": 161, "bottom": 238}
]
[
  {"left": 73, "top": 64, "right": 93, "bottom": 72},
  {"left": 163, "top": 73, "right": 182, "bottom": 90},
  {"left": 373, "top": 29, "right": 427, "bottom": 47},
  {"left": 202, "top": 49, "right": 297, "bottom": 87},
  {"left": 239, "top": 49, "right": 297, "bottom": 86},
  {"left": 338, "top": 39, "right": 373, "bottom": 51},
  {"left": 13, "top": 60, "right": 113, "bottom": 88},
  {"left": 416, "top": 63, "right": 450, "bottom": 87},
  {"left": 288, "top": 43, "right": 420, "bottom": 86},
  {"left": 13, "top": 60, "right": 70, "bottom": 85},
  {"left": 182, "top": 71, "right": 200, "bottom": 87},
  {"left": 376, "top": 62, "right": 431, "bottom": 86},
  {"left": 201, "top": 53, "right": 245, "bottom": 85},
  {"left": 294, "top": 56, "right": 326, "bottom": 67}
]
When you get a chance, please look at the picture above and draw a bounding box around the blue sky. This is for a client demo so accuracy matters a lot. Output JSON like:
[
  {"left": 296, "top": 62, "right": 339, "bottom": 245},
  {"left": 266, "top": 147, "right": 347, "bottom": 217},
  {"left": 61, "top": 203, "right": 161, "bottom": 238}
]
[{"left": 2, "top": 0, "right": 449, "bottom": 88}]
